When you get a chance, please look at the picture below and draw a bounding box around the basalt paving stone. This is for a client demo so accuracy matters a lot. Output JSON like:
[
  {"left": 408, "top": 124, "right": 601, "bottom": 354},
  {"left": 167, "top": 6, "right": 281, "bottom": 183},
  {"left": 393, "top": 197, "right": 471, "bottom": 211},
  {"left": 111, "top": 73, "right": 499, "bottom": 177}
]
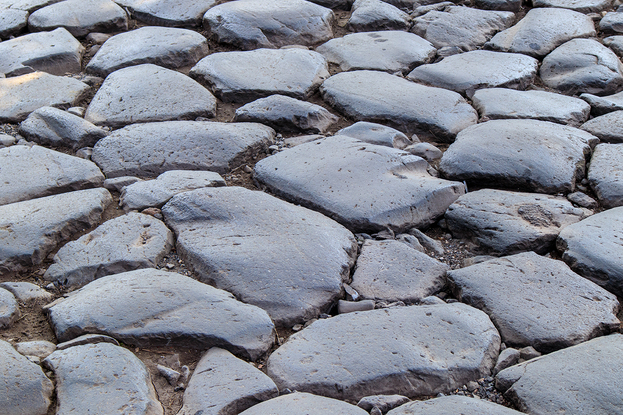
[
  {"left": 0, "top": 0, "right": 60, "bottom": 10},
  {"left": 588, "top": 144, "right": 623, "bottom": 208},
  {"left": 337, "top": 121, "right": 412, "bottom": 149},
  {"left": 475, "top": 0, "right": 520, "bottom": 11},
  {"left": 0, "top": 8, "right": 28, "bottom": 39},
  {"left": 387, "top": 396, "right": 525, "bottom": 415},
  {"left": 0, "top": 281, "right": 53, "bottom": 304},
  {"left": 581, "top": 110, "right": 623, "bottom": 143},
  {"left": 599, "top": 10, "right": 623, "bottom": 35},
  {"left": 533, "top": 0, "right": 612, "bottom": 12},
  {"left": 604, "top": 35, "right": 623, "bottom": 58},
  {"left": 239, "top": 393, "right": 369, "bottom": 415},
  {"left": 581, "top": 90, "right": 623, "bottom": 115},
  {"left": 114, "top": 0, "right": 216, "bottom": 27},
  {"left": 0, "top": 286, "right": 18, "bottom": 328},
  {"left": 348, "top": 0, "right": 411, "bottom": 32}
]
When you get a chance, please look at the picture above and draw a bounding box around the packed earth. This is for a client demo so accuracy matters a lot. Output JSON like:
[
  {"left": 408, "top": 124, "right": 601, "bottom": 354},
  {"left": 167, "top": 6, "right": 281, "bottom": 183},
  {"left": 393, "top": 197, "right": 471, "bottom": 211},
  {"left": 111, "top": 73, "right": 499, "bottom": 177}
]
[{"left": 1, "top": 0, "right": 623, "bottom": 414}]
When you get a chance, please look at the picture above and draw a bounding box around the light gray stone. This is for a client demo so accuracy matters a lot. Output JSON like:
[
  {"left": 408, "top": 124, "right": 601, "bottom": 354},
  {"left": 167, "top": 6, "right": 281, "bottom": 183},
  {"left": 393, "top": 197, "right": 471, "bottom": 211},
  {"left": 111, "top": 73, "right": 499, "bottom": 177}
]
[
  {"left": 387, "top": 396, "right": 524, "bottom": 415},
  {"left": 337, "top": 299, "right": 375, "bottom": 313},
  {"left": 581, "top": 90, "right": 623, "bottom": 116},
  {"left": 348, "top": 0, "right": 411, "bottom": 32},
  {"left": 604, "top": 35, "right": 623, "bottom": 58},
  {"left": 0, "top": 282, "right": 53, "bottom": 303},
  {"left": 239, "top": 393, "right": 369, "bottom": 415},
  {"left": 114, "top": 0, "right": 216, "bottom": 27},
  {"left": 358, "top": 395, "right": 410, "bottom": 413},
  {"left": 567, "top": 191, "right": 598, "bottom": 209},
  {"left": 55, "top": 333, "right": 119, "bottom": 350},
  {"left": 404, "top": 142, "right": 442, "bottom": 161},
  {"left": 337, "top": 121, "right": 412, "bottom": 149},
  {"left": 0, "top": 0, "right": 61, "bottom": 11},
  {"left": 0, "top": 287, "right": 18, "bottom": 328},
  {"left": 581, "top": 110, "right": 623, "bottom": 143},
  {"left": 600, "top": 10, "right": 623, "bottom": 34},
  {"left": 588, "top": 144, "right": 623, "bottom": 208},
  {"left": 15, "top": 340, "right": 56, "bottom": 359},
  {"left": 533, "top": 0, "right": 611, "bottom": 12},
  {"left": 0, "top": 133, "right": 16, "bottom": 146},
  {"left": 0, "top": 8, "right": 28, "bottom": 39},
  {"left": 493, "top": 348, "right": 520, "bottom": 375},
  {"left": 104, "top": 176, "right": 142, "bottom": 192}
]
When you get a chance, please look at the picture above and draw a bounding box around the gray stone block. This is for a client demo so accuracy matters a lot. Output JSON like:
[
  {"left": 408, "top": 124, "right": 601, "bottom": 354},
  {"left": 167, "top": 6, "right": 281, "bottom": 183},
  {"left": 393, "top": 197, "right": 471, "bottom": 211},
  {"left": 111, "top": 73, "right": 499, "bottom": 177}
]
[
  {"left": 588, "top": 143, "right": 623, "bottom": 208},
  {"left": 581, "top": 110, "right": 623, "bottom": 143},
  {"left": 0, "top": 287, "right": 18, "bottom": 328},
  {"left": 337, "top": 121, "right": 412, "bottom": 149},
  {"left": 115, "top": 0, "right": 216, "bottom": 27},
  {"left": 238, "top": 393, "right": 369, "bottom": 415},
  {"left": 386, "top": 396, "right": 524, "bottom": 415},
  {"left": 348, "top": 0, "right": 411, "bottom": 32}
]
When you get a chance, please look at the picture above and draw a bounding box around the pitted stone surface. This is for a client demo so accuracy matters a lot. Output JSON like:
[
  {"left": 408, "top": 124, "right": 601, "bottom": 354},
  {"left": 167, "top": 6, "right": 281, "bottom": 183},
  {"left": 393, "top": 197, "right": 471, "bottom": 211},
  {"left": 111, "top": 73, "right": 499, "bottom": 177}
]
[
  {"left": 581, "top": 110, "right": 623, "bottom": 143},
  {"left": 239, "top": 393, "right": 369, "bottom": 415},
  {"left": 348, "top": 0, "right": 410, "bottom": 32},
  {"left": 0, "top": 281, "right": 53, "bottom": 304},
  {"left": 0, "top": 8, "right": 28, "bottom": 39},
  {"left": 0, "top": 287, "right": 19, "bottom": 328},
  {"left": 588, "top": 144, "right": 623, "bottom": 208},
  {"left": 387, "top": 396, "right": 525, "bottom": 415},
  {"left": 599, "top": 11, "right": 623, "bottom": 35},
  {"left": 0, "top": 0, "right": 62, "bottom": 11},
  {"left": 532, "top": 0, "right": 611, "bottom": 12},
  {"left": 581, "top": 90, "right": 623, "bottom": 116},
  {"left": 115, "top": 0, "right": 217, "bottom": 27},
  {"left": 604, "top": 35, "right": 623, "bottom": 57},
  {"left": 337, "top": 121, "right": 412, "bottom": 149}
]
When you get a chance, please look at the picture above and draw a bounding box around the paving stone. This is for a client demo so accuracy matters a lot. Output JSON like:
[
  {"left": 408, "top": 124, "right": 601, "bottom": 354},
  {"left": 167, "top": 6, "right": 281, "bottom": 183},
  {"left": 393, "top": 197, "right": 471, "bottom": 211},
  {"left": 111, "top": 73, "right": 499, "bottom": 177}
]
[
  {"left": 104, "top": 176, "right": 142, "bottom": 192},
  {"left": 115, "top": 0, "right": 216, "bottom": 27},
  {"left": 43, "top": 343, "right": 163, "bottom": 415},
  {"left": 541, "top": 38, "right": 623, "bottom": 96},
  {"left": 581, "top": 110, "right": 623, "bottom": 143},
  {"left": 387, "top": 396, "right": 524, "bottom": 415},
  {"left": 580, "top": 90, "right": 623, "bottom": 116},
  {"left": 348, "top": 0, "right": 410, "bottom": 32},
  {"left": 493, "top": 348, "right": 520, "bottom": 375},
  {"left": 0, "top": 27, "right": 83, "bottom": 76},
  {"left": 485, "top": 8, "right": 596, "bottom": 58},
  {"left": 92, "top": 121, "right": 275, "bottom": 177},
  {"left": 604, "top": 35, "right": 623, "bottom": 58},
  {"left": 474, "top": 0, "right": 520, "bottom": 11},
  {"left": 496, "top": 334, "right": 623, "bottom": 414},
  {"left": 358, "top": 395, "right": 410, "bottom": 413},
  {"left": 445, "top": 189, "right": 588, "bottom": 255},
  {"left": 47, "top": 269, "right": 276, "bottom": 360},
  {"left": 472, "top": 88, "right": 590, "bottom": 126},
  {"left": 0, "top": 287, "right": 18, "bottom": 328},
  {"left": 0, "top": 339, "right": 53, "bottom": 415},
  {"left": 55, "top": 333, "right": 119, "bottom": 350},
  {"left": 203, "top": 0, "right": 334, "bottom": 50},
  {"left": 239, "top": 393, "right": 369, "bottom": 415},
  {"left": 0, "top": 188, "right": 112, "bottom": 274},
  {"left": 337, "top": 121, "right": 412, "bottom": 149},
  {"left": 532, "top": 0, "right": 611, "bottom": 12},
  {"left": 588, "top": 144, "right": 623, "bottom": 208},
  {"left": 567, "top": 191, "right": 598, "bottom": 209},
  {"left": 0, "top": 281, "right": 53, "bottom": 303},
  {"left": 190, "top": 49, "right": 329, "bottom": 103},
  {"left": 599, "top": 10, "right": 623, "bottom": 34},
  {"left": 163, "top": 186, "right": 357, "bottom": 327},
  {"left": 234, "top": 95, "right": 339, "bottom": 133},
  {"left": 320, "top": 70, "right": 477, "bottom": 141},
  {"left": 407, "top": 50, "right": 537, "bottom": 96},
  {"left": 316, "top": 31, "right": 435, "bottom": 74},
  {"left": 15, "top": 340, "right": 56, "bottom": 359},
  {"left": 439, "top": 119, "right": 597, "bottom": 194},
  {"left": 0, "top": 0, "right": 61, "bottom": 11},
  {"left": 0, "top": 8, "right": 28, "bottom": 38},
  {"left": 0, "top": 145, "right": 104, "bottom": 206},
  {"left": 86, "top": 26, "right": 209, "bottom": 77},
  {"left": 266, "top": 303, "right": 500, "bottom": 401},
  {"left": 178, "top": 348, "right": 279, "bottom": 415},
  {"left": 28, "top": 0, "right": 128, "bottom": 37},
  {"left": 85, "top": 64, "right": 216, "bottom": 127}
]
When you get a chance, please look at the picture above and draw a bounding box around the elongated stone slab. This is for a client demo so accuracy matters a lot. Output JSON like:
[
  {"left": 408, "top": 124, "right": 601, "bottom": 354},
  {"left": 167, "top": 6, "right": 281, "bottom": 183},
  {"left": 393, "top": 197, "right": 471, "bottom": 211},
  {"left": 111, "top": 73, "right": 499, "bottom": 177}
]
[
  {"left": 581, "top": 110, "right": 623, "bottom": 143},
  {"left": 588, "top": 143, "right": 623, "bottom": 208},
  {"left": 387, "top": 396, "right": 525, "bottom": 415},
  {"left": 0, "top": 287, "right": 18, "bottom": 328},
  {"left": 239, "top": 393, "right": 369, "bottom": 415},
  {"left": 114, "top": 0, "right": 216, "bottom": 27}
]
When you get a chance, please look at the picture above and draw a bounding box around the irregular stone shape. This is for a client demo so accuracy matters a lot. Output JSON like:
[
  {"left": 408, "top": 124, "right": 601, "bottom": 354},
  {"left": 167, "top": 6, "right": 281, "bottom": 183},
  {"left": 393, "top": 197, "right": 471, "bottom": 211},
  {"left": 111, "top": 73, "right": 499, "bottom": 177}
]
[
  {"left": 121, "top": 170, "right": 225, "bottom": 211},
  {"left": 534, "top": 0, "right": 611, "bottom": 11},
  {"left": 588, "top": 144, "right": 623, "bottom": 208},
  {"left": 496, "top": 334, "right": 623, "bottom": 415},
  {"left": 337, "top": 121, "right": 411, "bottom": 149},
  {"left": 348, "top": 0, "right": 410, "bottom": 32},
  {"left": 541, "top": 38, "right": 623, "bottom": 96},
  {"left": 0, "top": 281, "right": 53, "bottom": 303},
  {"left": 19, "top": 106, "right": 108, "bottom": 149},
  {"left": 104, "top": 176, "right": 142, "bottom": 192},
  {"left": 407, "top": 50, "right": 537, "bottom": 96},
  {"left": 163, "top": 186, "right": 357, "bottom": 327},
  {"left": 115, "top": 0, "right": 216, "bottom": 26},
  {"left": 321, "top": 70, "right": 478, "bottom": 141},
  {"left": 557, "top": 207, "right": 623, "bottom": 296},
  {"left": 28, "top": 0, "right": 128, "bottom": 37},
  {"left": 358, "top": 395, "right": 410, "bottom": 413},
  {"left": 255, "top": 136, "right": 465, "bottom": 232},
  {"left": 267, "top": 303, "right": 500, "bottom": 401},
  {"left": 387, "top": 396, "right": 524, "bottom": 415},
  {"left": 604, "top": 35, "right": 623, "bottom": 58},
  {"left": 0, "top": 0, "right": 61, "bottom": 11},
  {"left": 47, "top": 269, "right": 275, "bottom": 360},
  {"left": 203, "top": 0, "right": 334, "bottom": 50},
  {"left": 445, "top": 189, "right": 588, "bottom": 255},
  {"left": 316, "top": 31, "right": 435, "bottom": 74},
  {"left": 486, "top": 8, "right": 596, "bottom": 58},
  {"left": 0, "top": 188, "right": 112, "bottom": 274},
  {"left": 92, "top": 121, "right": 275, "bottom": 177},
  {"left": 439, "top": 119, "right": 596, "bottom": 194},
  {"left": 15, "top": 340, "right": 56, "bottom": 359},
  {"left": 44, "top": 343, "right": 163, "bottom": 415},
  {"left": 567, "top": 191, "right": 598, "bottom": 209},
  {"left": 494, "top": 348, "right": 520, "bottom": 375},
  {"left": 86, "top": 26, "right": 209, "bottom": 77},
  {"left": 234, "top": 95, "right": 338, "bottom": 133},
  {"left": 239, "top": 393, "right": 368, "bottom": 415},
  {"left": 448, "top": 252, "right": 619, "bottom": 352},
  {"left": 581, "top": 110, "right": 623, "bottom": 143},
  {"left": 0, "top": 287, "right": 18, "bottom": 328},
  {"left": 600, "top": 11, "right": 623, "bottom": 35},
  {"left": 581, "top": 90, "right": 623, "bottom": 116},
  {"left": 190, "top": 49, "right": 329, "bottom": 103},
  {"left": 55, "top": 333, "right": 119, "bottom": 350},
  {"left": 0, "top": 8, "right": 28, "bottom": 39},
  {"left": 178, "top": 348, "right": 279, "bottom": 415},
  {"left": 412, "top": 6, "right": 514, "bottom": 51},
  {"left": 405, "top": 142, "right": 442, "bottom": 161},
  {"left": 85, "top": 64, "right": 216, "bottom": 127},
  {"left": 350, "top": 240, "right": 448, "bottom": 302},
  {"left": 0, "top": 27, "right": 83, "bottom": 76},
  {"left": 475, "top": 0, "right": 520, "bottom": 11},
  {"left": 0, "top": 340, "right": 53, "bottom": 415},
  {"left": 44, "top": 212, "right": 174, "bottom": 288},
  {"left": 0, "top": 72, "right": 90, "bottom": 122}
]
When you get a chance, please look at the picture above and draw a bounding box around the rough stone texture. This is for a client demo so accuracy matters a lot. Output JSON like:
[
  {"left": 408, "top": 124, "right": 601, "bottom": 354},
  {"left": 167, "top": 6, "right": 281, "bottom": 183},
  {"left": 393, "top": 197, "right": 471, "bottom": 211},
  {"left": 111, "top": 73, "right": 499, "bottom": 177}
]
[
  {"left": 267, "top": 303, "right": 500, "bottom": 401},
  {"left": 0, "top": 0, "right": 61, "bottom": 11},
  {"left": 55, "top": 333, "right": 119, "bottom": 350},
  {"left": 533, "top": 0, "right": 611, "bottom": 12},
  {"left": 92, "top": 121, "right": 275, "bottom": 177},
  {"left": 405, "top": 142, "right": 442, "bottom": 161},
  {"left": 203, "top": 0, "right": 334, "bottom": 50},
  {"left": 178, "top": 348, "right": 279, "bottom": 415},
  {"left": 0, "top": 281, "right": 53, "bottom": 303},
  {"left": 600, "top": 11, "right": 623, "bottom": 35},
  {"left": 43, "top": 343, "right": 163, "bottom": 415},
  {"left": 494, "top": 348, "right": 520, "bottom": 375},
  {"left": 439, "top": 119, "right": 596, "bottom": 194},
  {"left": 445, "top": 189, "right": 588, "bottom": 255},
  {"left": 485, "top": 8, "right": 596, "bottom": 58},
  {"left": 581, "top": 90, "right": 623, "bottom": 116},
  {"left": 0, "top": 145, "right": 104, "bottom": 206},
  {"left": 163, "top": 186, "right": 357, "bottom": 327},
  {"left": 0, "top": 287, "right": 18, "bottom": 328},
  {"left": 15, "top": 340, "right": 56, "bottom": 359},
  {"left": 588, "top": 144, "right": 623, "bottom": 208},
  {"left": 337, "top": 121, "right": 412, "bottom": 149},
  {"left": 387, "top": 396, "right": 524, "bottom": 415},
  {"left": 321, "top": 70, "right": 478, "bottom": 141},
  {"left": 47, "top": 269, "right": 275, "bottom": 360},
  {"left": 358, "top": 395, "right": 410, "bottom": 413},
  {"left": 407, "top": 50, "right": 538, "bottom": 96},
  {"left": 475, "top": 0, "right": 520, "bottom": 11},
  {"left": 255, "top": 136, "right": 465, "bottom": 232},
  {"left": 0, "top": 8, "right": 28, "bottom": 39},
  {"left": 604, "top": 35, "right": 623, "bottom": 58},
  {"left": 348, "top": 0, "right": 410, "bottom": 32},
  {"left": 85, "top": 64, "right": 216, "bottom": 127},
  {"left": 115, "top": 0, "right": 217, "bottom": 27},
  {"left": 239, "top": 393, "right": 369, "bottom": 415},
  {"left": 0, "top": 188, "right": 112, "bottom": 274},
  {"left": 190, "top": 49, "right": 329, "bottom": 103},
  {"left": 581, "top": 110, "right": 623, "bottom": 143}
]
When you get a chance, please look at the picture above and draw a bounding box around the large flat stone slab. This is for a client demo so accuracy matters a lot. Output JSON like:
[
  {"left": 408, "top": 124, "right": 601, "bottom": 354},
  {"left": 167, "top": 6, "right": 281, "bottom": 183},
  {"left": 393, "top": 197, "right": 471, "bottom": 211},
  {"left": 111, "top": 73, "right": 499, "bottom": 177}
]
[
  {"left": 588, "top": 143, "right": 623, "bottom": 208},
  {"left": 114, "top": 0, "right": 216, "bottom": 27},
  {"left": 387, "top": 396, "right": 525, "bottom": 415},
  {"left": 162, "top": 186, "right": 357, "bottom": 327},
  {"left": 581, "top": 110, "right": 623, "bottom": 143},
  {"left": 0, "top": 8, "right": 28, "bottom": 39},
  {"left": 239, "top": 393, "right": 369, "bottom": 415},
  {"left": 580, "top": 90, "right": 623, "bottom": 116}
]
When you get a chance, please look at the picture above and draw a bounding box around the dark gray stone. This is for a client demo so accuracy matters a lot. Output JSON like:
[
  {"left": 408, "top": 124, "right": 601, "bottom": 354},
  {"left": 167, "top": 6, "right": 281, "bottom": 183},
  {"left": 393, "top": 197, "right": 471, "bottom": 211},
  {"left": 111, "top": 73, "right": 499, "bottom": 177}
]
[
  {"left": 104, "top": 176, "right": 142, "bottom": 192},
  {"left": 567, "top": 191, "right": 598, "bottom": 209},
  {"left": 474, "top": 0, "right": 520, "bottom": 11},
  {"left": 115, "top": 0, "right": 217, "bottom": 27},
  {"left": 348, "top": 0, "right": 410, "bottom": 32},
  {"left": 581, "top": 90, "right": 623, "bottom": 116},
  {"left": 238, "top": 393, "right": 369, "bottom": 415},
  {"left": 581, "top": 110, "right": 623, "bottom": 143},
  {"left": 0, "top": 8, "right": 28, "bottom": 39},
  {"left": 493, "top": 348, "right": 520, "bottom": 375},
  {"left": 337, "top": 121, "right": 412, "bottom": 149},
  {"left": 604, "top": 35, "right": 623, "bottom": 58},
  {"left": 533, "top": 0, "right": 611, "bottom": 12},
  {"left": 599, "top": 11, "right": 623, "bottom": 34},
  {"left": 0, "top": 287, "right": 18, "bottom": 328},
  {"left": 588, "top": 144, "right": 623, "bottom": 208},
  {"left": 0, "top": 281, "right": 53, "bottom": 304},
  {"left": 358, "top": 395, "right": 410, "bottom": 413},
  {"left": 55, "top": 333, "right": 119, "bottom": 350},
  {"left": 386, "top": 396, "right": 524, "bottom": 415}
]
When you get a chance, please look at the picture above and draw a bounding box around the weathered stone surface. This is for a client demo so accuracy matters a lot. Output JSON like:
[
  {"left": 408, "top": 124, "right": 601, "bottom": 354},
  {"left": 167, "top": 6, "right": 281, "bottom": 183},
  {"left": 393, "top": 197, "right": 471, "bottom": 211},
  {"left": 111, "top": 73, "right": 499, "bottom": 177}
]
[
  {"left": 581, "top": 110, "right": 623, "bottom": 143},
  {"left": 15, "top": 340, "right": 56, "bottom": 359},
  {"left": 407, "top": 50, "right": 537, "bottom": 96},
  {"left": 178, "top": 348, "right": 279, "bottom": 415},
  {"left": 0, "top": 287, "right": 18, "bottom": 328},
  {"left": 239, "top": 393, "right": 368, "bottom": 415},
  {"left": 86, "top": 26, "right": 209, "bottom": 77},
  {"left": 475, "top": 0, "right": 520, "bottom": 11},
  {"left": 321, "top": 70, "right": 478, "bottom": 141},
  {"left": 85, "top": 64, "right": 216, "bottom": 127},
  {"left": 494, "top": 348, "right": 520, "bottom": 375},
  {"left": 405, "top": 142, "right": 442, "bottom": 161},
  {"left": 604, "top": 35, "right": 623, "bottom": 58},
  {"left": 0, "top": 0, "right": 61, "bottom": 11},
  {"left": 267, "top": 303, "right": 500, "bottom": 401},
  {"left": 439, "top": 119, "right": 596, "bottom": 194},
  {"left": 445, "top": 189, "right": 588, "bottom": 255},
  {"left": 190, "top": 49, "right": 329, "bottom": 103},
  {"left": 0, "top": 281, "right": 53, "bottom": 304},
  {"left": 0, "top": 145, "right": 104, "bottom": 206},
  {"left": 163, "top": 186, "right": 357, "bottom": 327},
  {"left": 0, "top": 28, "right": 83, "bottom": 76},
  {"left": 316, "top": 31, "right": 435, "bottom": 74},
  {"left": 44, "top": 343, "right": 163, "bottom": 415},
  {"left": 115, "top": 0, "right": 216, "bottom": 27},
  {"left": 358, "top": 395, "right": 410, "bottom": 413},
  {"left": 588, "top": 144, "right": 623, "bottom": 208},
  {"left": 55, "top": 333, "right": 119, "bottom": 350},
  {"left": 496, "top": 334, "right": 623, "bottom": 415},
  {"left": 92, "top": 121, "right": 275, "bottom": 177},
  {"left": 581, "top": 90, "right": 623, "bottom": 116},
  {"left": 48, "top": 269, "right": 275, "bottom": 360},
  {"left": 0, "top": 8, "right": 28, "bottom": 39},
  {"left": 600, "top": 11, "right": 623, "bottom": 35},
  {"left": 337, "top": 121, "right": 412, "bottom": 149},
  {"left": 388, "top": 396, "right": 524, "bottom": 415},
  {"left": 486, "top": 8, "right": 596, "bottom": 58},
  {"left": 203, "top": 0, "right": 334, "bottom": 50},
  {"left": 472, "top": 88, "right": 590, "bottom": 126},
  {"left": 533, "top": 0, "right": 611, "bottom": 12},
  {"left": 28, "top": 0, "right": 128, "bottom": 37},
  {"left": 255, "top": 136, "right": 465, "bottom": 232},
  {"left": 0, "top": 339, "right": 53, "bottom": 415},
  {"left": 0, "top": 188, "right": 111, "bottom": 274},
  {"left": 348, "top": 0, "right": 410, "bottom": 32}
]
